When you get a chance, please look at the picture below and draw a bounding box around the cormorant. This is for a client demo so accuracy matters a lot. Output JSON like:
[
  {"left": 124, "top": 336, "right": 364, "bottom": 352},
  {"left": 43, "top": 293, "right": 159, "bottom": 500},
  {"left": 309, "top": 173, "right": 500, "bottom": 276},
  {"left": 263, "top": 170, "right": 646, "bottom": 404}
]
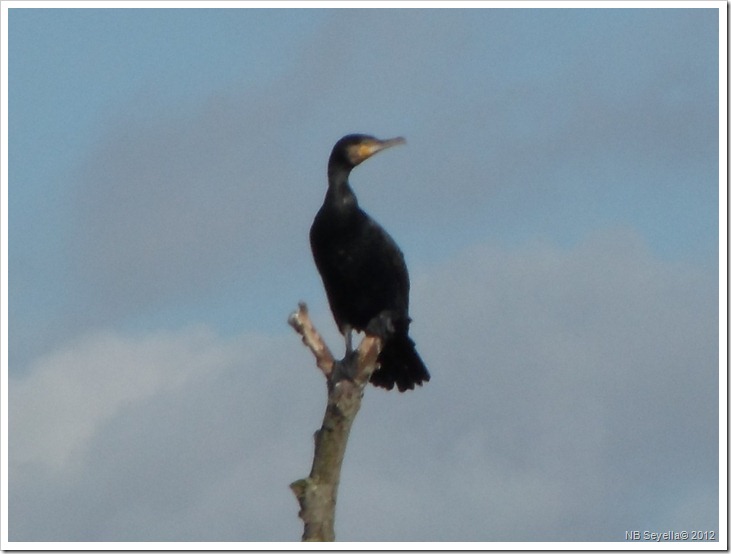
[{"left": 310, "top": 134, "right": 430, "bottom": 392}]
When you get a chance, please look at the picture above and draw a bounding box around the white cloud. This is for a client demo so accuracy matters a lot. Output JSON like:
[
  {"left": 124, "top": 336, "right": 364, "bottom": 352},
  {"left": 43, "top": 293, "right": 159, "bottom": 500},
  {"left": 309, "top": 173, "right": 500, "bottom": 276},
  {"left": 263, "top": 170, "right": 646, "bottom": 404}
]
[
  {"left": 9, "top": 229, "right": 718, "bottom": 542},
  {"left": 345, "top": 227, "right": 718, "bottom": 541},
  {"left": 10, "top": 327, "right": 238, "bottom": 473},
  {"left": 10, "top": 325, "right": 321, "bottom": 541}
]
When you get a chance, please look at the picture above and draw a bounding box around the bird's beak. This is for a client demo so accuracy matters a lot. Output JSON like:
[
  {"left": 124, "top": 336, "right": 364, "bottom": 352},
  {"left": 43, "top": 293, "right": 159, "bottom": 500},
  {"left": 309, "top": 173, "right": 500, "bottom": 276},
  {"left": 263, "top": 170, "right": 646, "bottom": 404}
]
[
  {"left": 371, "top": 136, "right": 406, "bottom": 156},
  {"left": 354, "top": 136, "right": 406, "bottom": 164}
]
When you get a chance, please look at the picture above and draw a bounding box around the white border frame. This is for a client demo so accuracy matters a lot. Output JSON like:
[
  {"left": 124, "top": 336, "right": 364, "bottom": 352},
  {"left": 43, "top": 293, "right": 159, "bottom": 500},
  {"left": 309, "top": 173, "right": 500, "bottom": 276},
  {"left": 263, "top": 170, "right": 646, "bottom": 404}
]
[{"left": 1, "top": 1, "right": 726, "bottom": 550}]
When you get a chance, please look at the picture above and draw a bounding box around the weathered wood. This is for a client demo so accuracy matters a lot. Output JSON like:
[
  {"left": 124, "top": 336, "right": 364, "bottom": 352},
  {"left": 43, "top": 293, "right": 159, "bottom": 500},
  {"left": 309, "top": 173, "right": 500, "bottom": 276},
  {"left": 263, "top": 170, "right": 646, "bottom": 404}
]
[{"left": 288, "top": 303, "right": 381, "bottom": 541}]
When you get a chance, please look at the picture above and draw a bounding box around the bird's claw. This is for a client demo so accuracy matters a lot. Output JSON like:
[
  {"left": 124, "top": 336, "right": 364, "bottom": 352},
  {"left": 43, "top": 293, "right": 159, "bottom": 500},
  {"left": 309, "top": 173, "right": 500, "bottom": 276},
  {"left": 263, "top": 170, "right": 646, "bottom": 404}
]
[{"left": 332, "top": 350, "right": 360, "bottom": 383}]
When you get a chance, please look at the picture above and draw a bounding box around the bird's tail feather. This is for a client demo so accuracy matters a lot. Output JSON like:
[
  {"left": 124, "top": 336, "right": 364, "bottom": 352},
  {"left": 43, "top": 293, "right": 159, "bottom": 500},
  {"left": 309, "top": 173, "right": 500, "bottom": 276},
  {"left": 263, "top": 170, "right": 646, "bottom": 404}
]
[{"left": 371, "top": 332, "right": 430, "bottom": 392}]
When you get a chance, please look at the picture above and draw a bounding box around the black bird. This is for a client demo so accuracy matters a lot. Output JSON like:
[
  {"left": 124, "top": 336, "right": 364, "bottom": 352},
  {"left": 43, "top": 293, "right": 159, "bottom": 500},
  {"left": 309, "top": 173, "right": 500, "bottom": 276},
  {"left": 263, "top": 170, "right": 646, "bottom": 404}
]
[{"left": 310, "top": 134, "right": 430, "bottom": 392}]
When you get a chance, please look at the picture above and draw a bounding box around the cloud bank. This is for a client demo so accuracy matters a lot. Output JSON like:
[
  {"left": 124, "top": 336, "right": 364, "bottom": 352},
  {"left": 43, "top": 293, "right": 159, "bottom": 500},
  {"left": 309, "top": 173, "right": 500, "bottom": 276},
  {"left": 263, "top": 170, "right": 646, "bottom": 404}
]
[{"left": 10, "top": 228, "right": 717, "bottom": 542}]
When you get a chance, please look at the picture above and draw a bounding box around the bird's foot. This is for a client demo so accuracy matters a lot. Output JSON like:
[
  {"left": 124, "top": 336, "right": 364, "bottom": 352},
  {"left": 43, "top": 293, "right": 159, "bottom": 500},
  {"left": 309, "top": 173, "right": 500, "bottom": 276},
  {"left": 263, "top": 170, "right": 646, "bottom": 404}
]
[{"left": 332, "top": 350, "right": 360, "bottom": 383}]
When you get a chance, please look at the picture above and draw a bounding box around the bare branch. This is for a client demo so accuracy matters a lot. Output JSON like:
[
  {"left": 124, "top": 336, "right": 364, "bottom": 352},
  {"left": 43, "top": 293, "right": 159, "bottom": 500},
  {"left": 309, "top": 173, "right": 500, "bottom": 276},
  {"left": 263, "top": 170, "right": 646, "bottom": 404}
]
[
  {"left": 288, "top": 302, "right": 335, "bottom": 378},
  {"left": 289, "top": 303, "right": 382, "bottom": 541}
]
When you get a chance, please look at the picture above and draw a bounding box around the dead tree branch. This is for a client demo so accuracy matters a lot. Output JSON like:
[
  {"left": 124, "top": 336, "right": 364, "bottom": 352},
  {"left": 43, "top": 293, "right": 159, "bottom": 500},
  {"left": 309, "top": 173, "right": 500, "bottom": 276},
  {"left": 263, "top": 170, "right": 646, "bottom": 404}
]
[{"left": 288, "top": 302, "right": 381, "bottom": 542}]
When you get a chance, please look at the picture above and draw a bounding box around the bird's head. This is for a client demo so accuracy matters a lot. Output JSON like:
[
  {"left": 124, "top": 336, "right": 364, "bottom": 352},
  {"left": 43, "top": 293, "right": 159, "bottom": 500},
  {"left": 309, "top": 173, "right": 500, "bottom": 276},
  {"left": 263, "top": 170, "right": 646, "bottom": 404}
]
[{"left": 329, "top": 134, "right": 406, "bottom": 171}]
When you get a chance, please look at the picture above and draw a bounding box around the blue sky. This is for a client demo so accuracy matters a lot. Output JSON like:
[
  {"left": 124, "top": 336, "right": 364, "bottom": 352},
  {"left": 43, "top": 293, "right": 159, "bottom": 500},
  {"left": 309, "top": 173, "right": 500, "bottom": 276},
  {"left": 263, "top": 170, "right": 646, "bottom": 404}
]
[{"left": 6, "top": 4, "right": 723, "bottom": 545}]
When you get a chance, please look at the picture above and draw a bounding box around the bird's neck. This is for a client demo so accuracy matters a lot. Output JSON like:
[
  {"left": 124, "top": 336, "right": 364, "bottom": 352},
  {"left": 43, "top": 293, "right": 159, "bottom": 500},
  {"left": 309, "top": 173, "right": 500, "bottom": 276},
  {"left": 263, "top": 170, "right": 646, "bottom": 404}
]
[{"left": 326, "top": 165, "right": 358, "bottom": 210}]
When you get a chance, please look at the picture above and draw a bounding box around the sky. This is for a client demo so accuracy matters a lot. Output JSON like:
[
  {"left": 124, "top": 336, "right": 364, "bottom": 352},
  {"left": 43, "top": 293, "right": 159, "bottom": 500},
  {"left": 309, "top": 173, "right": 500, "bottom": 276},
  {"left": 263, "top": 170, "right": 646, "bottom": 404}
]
[{"left": 4, "top": 3, "right": 723, "bottom": 545}]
